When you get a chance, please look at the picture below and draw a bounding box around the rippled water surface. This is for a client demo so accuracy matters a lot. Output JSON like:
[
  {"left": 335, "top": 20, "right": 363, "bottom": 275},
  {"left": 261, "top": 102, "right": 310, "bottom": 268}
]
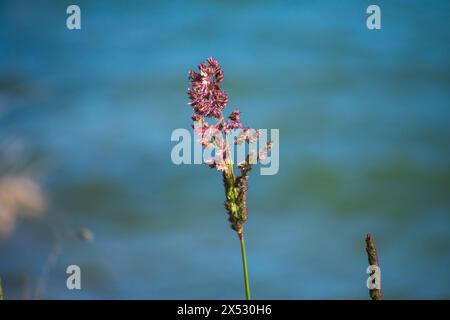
[{"left": 0, "top": 0, "right": 449, "bottom": 299}]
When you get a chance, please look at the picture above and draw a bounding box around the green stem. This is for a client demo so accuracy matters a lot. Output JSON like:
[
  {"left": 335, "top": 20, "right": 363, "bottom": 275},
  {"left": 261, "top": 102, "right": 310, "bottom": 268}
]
[{"left": 239, "top": 233, "right": 251, "bottom": 300}]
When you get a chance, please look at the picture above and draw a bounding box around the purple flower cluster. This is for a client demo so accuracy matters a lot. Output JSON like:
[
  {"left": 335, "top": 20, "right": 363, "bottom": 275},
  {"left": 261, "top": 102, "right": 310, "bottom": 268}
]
[
  {"left": 186, "top": 57, "right": 272, "bottom": 235},
  {"left": 188, "top": 57, "right": 228, "bottom": 119},
  {"left": 187, "top": 57, "right": 271, "bottom": 175}
]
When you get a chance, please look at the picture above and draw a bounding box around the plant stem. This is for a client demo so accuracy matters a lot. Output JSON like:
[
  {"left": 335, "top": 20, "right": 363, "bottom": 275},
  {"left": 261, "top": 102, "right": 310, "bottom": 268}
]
[
  {"left": 0, "top": 276, "right": 3, "bottom": 300},
  {"left": 239, "top": 233, "right": 251, "bottom": 300},
  {"left": 365, "top": 233, "right": 382, "bottom": 300}
]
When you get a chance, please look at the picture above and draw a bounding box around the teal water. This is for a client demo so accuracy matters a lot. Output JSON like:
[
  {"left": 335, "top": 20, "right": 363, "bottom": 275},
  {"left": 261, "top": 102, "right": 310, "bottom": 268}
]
[{"left": 0, "top": 0, "right": 449, "bottom": 299}]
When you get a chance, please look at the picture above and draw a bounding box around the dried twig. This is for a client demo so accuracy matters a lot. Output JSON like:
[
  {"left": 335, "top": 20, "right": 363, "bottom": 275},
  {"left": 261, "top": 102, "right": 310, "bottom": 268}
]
[
  {"left": 365, "top": 233, "right": 382, "bottom": 300},
  {"left": 0, "top": 276, "right": 4, "bottom": 300}
]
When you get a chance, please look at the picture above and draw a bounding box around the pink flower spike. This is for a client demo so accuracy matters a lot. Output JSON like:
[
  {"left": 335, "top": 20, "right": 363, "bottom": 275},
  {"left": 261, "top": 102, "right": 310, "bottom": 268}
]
[
  {"left": 204, "top": 125, "right": 219, "bottom": 138},
  {"left": 224, "top": 109, "right": 243, "bottom": 133},
  {"left": 258, "top": 141, "right": 273, "bottom": 160},
  {"left": 215, "top": 161, "right": 229, "bottom": 173},
  {"left": 199, "top": 137, "right": 213, "bottom": 148},
  {"left": 247, "top": 129, "right": 261, "bottom": 143},
  {"left": 188, "top": 57, "right": 228, "bottom": 119}
]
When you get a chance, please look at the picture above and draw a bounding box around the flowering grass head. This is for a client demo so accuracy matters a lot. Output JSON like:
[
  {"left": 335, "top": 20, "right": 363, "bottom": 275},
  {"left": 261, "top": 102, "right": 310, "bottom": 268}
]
[
  {"left": 187, "top": 57, "right": 271, "bottom": 235},
  {"left": 188, "top": 57, "right": 228, "bottom": 119}
]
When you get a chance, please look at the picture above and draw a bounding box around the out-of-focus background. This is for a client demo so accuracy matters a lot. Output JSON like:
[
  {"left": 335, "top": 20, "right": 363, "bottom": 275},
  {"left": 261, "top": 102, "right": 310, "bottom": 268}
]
[{"left": 0, "top": 0, "right": 449, "bottom": 299}]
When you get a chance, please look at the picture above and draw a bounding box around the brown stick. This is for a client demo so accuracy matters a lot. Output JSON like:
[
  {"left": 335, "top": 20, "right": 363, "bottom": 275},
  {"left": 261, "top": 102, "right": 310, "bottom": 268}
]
[
  {"left": 0, "top": 276, "right": 4, "bottom": 300},
  {"left": 365, "top": 233, "right": 382, "bottom": 300}
]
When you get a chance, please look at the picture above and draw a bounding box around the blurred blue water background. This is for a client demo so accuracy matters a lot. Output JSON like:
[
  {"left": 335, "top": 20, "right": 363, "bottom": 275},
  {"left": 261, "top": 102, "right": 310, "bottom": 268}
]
[{"left": 0, "top": 0, "right": 449, "bottom": 299}]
